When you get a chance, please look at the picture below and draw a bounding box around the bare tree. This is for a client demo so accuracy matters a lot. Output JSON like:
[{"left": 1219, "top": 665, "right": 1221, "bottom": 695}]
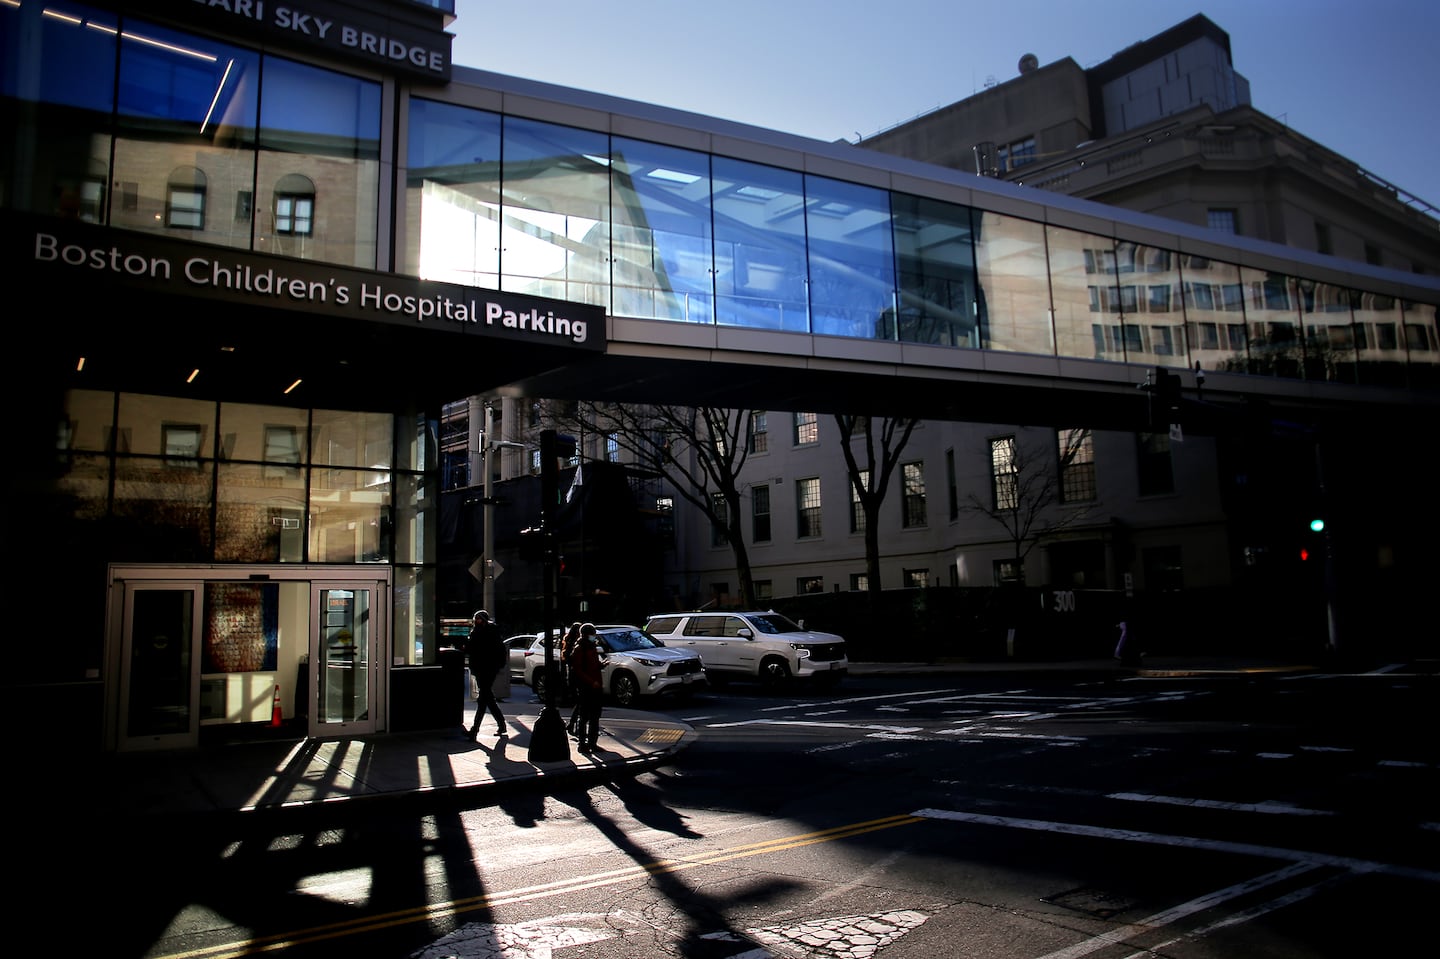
[
  {"left": 966, "top": 429, "right": 1095, "bottom": 585},
  {"left": 551, "top": 401, "right": 761, "bottom": 608},
  {"left": 834, "top": 414, "right": 920, "bottom": 596}
]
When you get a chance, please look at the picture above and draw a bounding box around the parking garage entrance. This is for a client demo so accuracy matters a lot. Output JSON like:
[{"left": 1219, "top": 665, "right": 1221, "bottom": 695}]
[{"left": 108, "top": 565, "right": 390, "bottom": 751}]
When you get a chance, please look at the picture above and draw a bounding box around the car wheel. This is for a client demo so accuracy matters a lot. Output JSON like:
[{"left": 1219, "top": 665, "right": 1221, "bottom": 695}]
[
  {"left": 611, "top": 671, "right": 640, "bottom": 707},
  {"left": 531, "top": 670, "right": 548, "bottom": 702},
  {"left": 758, "top": 657, "right": 791, "bottom": 690}
]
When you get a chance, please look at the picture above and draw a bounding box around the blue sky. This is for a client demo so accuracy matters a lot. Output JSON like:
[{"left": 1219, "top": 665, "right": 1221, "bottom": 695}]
[{"left": 449, "top": 0, "right": 1440, "bottom": 211}]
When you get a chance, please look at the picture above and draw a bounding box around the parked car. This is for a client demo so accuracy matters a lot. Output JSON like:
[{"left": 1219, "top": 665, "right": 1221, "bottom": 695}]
[
  {"left": 503, "top": 632, "right": 540, "bottom": 682},
  {"left": 643, "top": 610, "right": 848, "bottom": 689},
  {"left": 523, "top": 625, "right": 707, "bottom": 707}
]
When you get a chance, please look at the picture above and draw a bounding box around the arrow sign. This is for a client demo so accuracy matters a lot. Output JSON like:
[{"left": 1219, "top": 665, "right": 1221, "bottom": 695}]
[
  {"left": 490, "top": 558, "right": 504, "bottom": 580},
  {"left": 468, "top": 555, "right": 485, "bottom": 583}
]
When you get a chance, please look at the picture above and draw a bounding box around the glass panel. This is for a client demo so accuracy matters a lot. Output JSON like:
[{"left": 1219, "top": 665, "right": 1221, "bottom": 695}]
[
  {"left": 255, "top": 56, "right": 380, "bottom": 267},
  {"left": 110, "top": 19, "right": 259, "bottom": 247},
  {"left": 127, "top": 589, "right": 194, "bottom": 737},
  {"left": 112, "top": 457, "right": 215, "bottom": 561},
  {"left": 1297, "top": 278, "right": 1357, "bottom": 384},
  {"left": 55, "top": 453, "right": 111, "bottom": 523},
  {"left": 1352, "top": 288, "right": 1407, "bottom": 387},
  {"left": 319, "top": 588, "right": 370, "bottom": 723},
  {"left": 1117, "top": 241, "right": 1187, "bottom": 367},
  {"left": 890, "top": 193, "right": 979, "bottom": 347},
  {"left": 1048, "top": 225, "right": 1119, "bottom": 361},
  {"left": 1402, "top": 299, "right": 1439, "bottom": 390},
  {"left": 393, "top": 472, "right": 435, "bottom": 565},
  {"left": 974, "top": 212, "right": 1053, "bottom": 355},
  {"left": 217, "top": 402, "right": 309, "bottom": 462},
  {"left": 1240, "top": 267, "right": 1303, "bottom": 378},
  {"left": 805, "top": 175, "right": 895, "bottom": 339},
  {"left": 0, "top": 0, "right": 117, "bottom": 220},
  {"left": 712, "top": 156, "right": 808, "bottom": 331},
  {"left": 405, "top": 98, "right": 503, "bottom": 286},
  {"left": 310, "top": 408, "right": 392, "bottom": 468},
  {"left": 62, "top": 390, "right": 116, "bottom": 453},
  {"left": 114, "top": 394, "right": 216, "bottom": 457},
  {"left": 1181, "top": 255, "right": 1247, "bottom": 373},
  {"left": 610, "top": 136, "right": 715, "bottom": 323},
  {"left": 396, "top": 407, "right": 437, "bottom": 473},
  {"left": 499, "top": 115, "right": 610, "bottom": 306},
  {"left": 214, "top": 463, "right": 306, "bottom": 562},
  {"left": 393, "top": 566, "right": 435, "bottom": 665},
  {"left": 309, "top": 468, "right": 391, "bottom": 563}
]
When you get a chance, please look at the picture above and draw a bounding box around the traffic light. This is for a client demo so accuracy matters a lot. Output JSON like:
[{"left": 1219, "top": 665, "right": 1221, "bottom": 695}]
[
  {"left": 1144, "top": 368, "right": 1183, "bottom": 431},
  {"left": 1299, "top": 517, "right": 1324, "bottom": 561}
]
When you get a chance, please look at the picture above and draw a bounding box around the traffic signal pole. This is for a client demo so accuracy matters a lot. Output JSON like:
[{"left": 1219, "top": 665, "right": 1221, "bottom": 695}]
[{"left": 528, "top": 429, "right": 570, "bottom": 762}]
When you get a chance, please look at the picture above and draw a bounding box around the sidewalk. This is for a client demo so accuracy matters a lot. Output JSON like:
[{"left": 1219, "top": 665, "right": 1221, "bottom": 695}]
[{"left": 90, "top": 657, "right": 1332, "bottom": 821}]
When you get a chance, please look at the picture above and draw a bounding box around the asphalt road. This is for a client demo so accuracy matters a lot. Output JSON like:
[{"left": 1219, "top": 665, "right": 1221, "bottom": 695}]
[{"left": 56, "top": 669, "right": 1440, "bottom": 958}]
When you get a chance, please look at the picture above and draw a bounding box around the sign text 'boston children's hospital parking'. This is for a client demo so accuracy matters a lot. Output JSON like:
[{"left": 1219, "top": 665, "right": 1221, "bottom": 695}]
[{"left": 19, "top": 216, "right": 601, "bottom": 350}]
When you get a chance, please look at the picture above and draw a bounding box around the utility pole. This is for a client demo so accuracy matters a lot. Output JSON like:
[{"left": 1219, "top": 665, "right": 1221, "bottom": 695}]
[
  {"left": 528, "top": 429, "right": 570, "bottom": 762},
  {"left": 481, "top": 404, "right": 524, "bottom": 616}
]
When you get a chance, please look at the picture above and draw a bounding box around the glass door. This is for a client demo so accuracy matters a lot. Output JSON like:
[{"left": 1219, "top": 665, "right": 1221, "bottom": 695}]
[
  {"left": 118, "top": 582, "right": 203, "bottom": 751},
  {"left": 311, "top": 583, "right": 385, "bottom": 737}
]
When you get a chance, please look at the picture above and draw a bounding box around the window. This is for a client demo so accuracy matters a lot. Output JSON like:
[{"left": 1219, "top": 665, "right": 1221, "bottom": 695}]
[
  {"left": 850, "top": 470, "right": 868, "bottom": 533},
  {"left": 849, "top": 573, "right": 868, "bottom": 591},
  {"left": 754, "top": 580, "right": 773, "bottom": 601},
  {"left": 748, "top": 411, "right": 768, "bottom": 452},
  {"left": 751, "top": 484, "right": 771, "bottom": 542},
  {"left": 274, "top": 193, "right": 314, "bottom": 236},
  {"left": 994, "top": 559, "right": 1022, "bottom": 586},
  {"left": 605, "top": 433, "right": 620, "bottom": 463},
  {"left": 264, "top": 425, "right": 302, "bottom": 465},
  {"left": 901, "top": 462, "right": 927, "bottom": 527},
  {"left": 796, "top": 477, "right": 822, "bottom": 538},
  {"left": 1143, "top": 545, "right": 1184, "bottom": 592},
  {"left": 235, "top": 190, "right": 253, "bottom": 221},
  {"left": 163, "top": 423, "right": 204, "bottom": 464},
  {"left": 1364, "top": 243, "right": 1382, "bottom": 266},
  {"left": 990, "top": 436, "right": 1018, "bottom": 510},
  {"left": 1207, "top": 208, "right": 1237, "bottom": 234},
  {"left": 1136, "top": 432, "right": 1174, "bottom": 496},
  {"left": 797, "top": 575, "right": 825, "bottom": 594},
  {"left": 710, "top": 492, "right": 729, "bottom": 547},
  {"left": 1058, "top": 429, "right": 1096, "bottom": 502},
  {"left": 793, "top": 412, "right": 818, "bottom": 445},
  {"left": 1314, "top": 221, "right": 1332, "bottom": 256},
  {"left": 656, "top": 496, "right": 674, "bottom": 545},
  {"left": 166, "top": 168, "right": 207, "bottom": 230},
  {"left": 903, "top": 568, "right": 929, "bottom": 588}
]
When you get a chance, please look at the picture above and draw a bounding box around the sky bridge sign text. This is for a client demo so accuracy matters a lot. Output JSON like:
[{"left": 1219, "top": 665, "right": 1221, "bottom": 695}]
[{"left": 16, "top": 215, "right": 601, "bottom": 352}]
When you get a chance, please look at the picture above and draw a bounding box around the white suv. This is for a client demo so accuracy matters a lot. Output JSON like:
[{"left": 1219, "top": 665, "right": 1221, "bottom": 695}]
[{"left": 643, "top": 611, "right": 848, "bottom": 689}]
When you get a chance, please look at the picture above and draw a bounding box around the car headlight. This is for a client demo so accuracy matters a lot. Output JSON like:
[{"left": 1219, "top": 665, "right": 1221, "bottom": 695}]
[{"left": 631, "top": 656, "right": 665, "bottom": 667}]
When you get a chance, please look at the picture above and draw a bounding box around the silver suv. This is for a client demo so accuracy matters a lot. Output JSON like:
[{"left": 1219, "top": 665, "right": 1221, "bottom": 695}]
[
  {"left": 523, "top": 625, "right": 707, "bottom": 707},
  {"left": 643, "top": 611, "right": 847, "bottom": 689}
]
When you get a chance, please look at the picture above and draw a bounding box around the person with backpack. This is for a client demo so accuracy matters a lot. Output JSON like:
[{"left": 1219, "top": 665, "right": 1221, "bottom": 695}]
[{"left": 465, "top": 610, "right": 507, "bottom": 739}]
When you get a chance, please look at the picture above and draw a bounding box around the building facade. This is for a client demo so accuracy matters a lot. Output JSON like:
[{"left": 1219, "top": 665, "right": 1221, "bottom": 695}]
[{"left": 7, "top": 2, "right": 1435, "bottom": 752}]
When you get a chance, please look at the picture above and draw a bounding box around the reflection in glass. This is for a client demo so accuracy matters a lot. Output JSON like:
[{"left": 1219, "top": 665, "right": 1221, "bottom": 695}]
[
  {"left": 127, "top": 589, "right": 194, "bottom": 737},
  {"left": 500, "top": 115, "right": 610, "bottom": 306},
  {"left": 1352, "top": 288, "right": 1406, "bottom": 387},
  {"left": 1182, "top": 255, "right": 1247, "bottom": 372},
  {"left": 1297, "top": 278, "right": 1357, "bottom": 384},
  {"left": 974, "top": 213, "right": 1052, "bottom": 355},
  {"left": 393, "top": 473, "right": 435, "bottom": 565},
  {"left": 309, "top": 468, "right": 391, "bottom": 563},
  {"left": 310, "top": 409, "right": 393, "bottom": 469},
  {"left": 891, "top": 194, "right": 979, "bottom": 347},
  {"left": 215, "top": 463, "right": 306, "bottom": 562},
  {"left": 1048, "top": 225, "right": 1118, "bottom": 360},
  {"left": 1117, "top": 241, "right": 1187, "bottom": 367},
  {"left": 393, "top": 566, "right": 435, "bottom": 665},
  {"left": 0, "top": 0, "right": 117, "bottom": 221},
  {"left": 805, "top": 175, "right": 895, "bottom": 339},
  {"left": 611, "top": 137, "right": 715, "bottom": 323},
  {"left": 406, "top": 98, "right": 503, "bottom": 285},
  {"left": 255, "top": 56, "right": 380, "bottom": 267},
  {"left": 111, "top": 19, "right": 260, "bottom": 248},
  {"left": 1239, "top": 267, "right": 1302, "bottom": 378},
  {"left": 713, "top": 157, "right": 808, "bottom": 331},
  {"left": 112, "top": 457, "right": 215, "bottom": 561}
]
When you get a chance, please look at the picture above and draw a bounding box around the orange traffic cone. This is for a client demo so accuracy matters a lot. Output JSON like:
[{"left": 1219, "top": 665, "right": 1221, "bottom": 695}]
[{"left": 270, "top": 685, "right": 283, "bottom": 727}]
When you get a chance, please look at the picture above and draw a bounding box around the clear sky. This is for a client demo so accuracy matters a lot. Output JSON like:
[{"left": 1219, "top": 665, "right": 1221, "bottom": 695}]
[{"left": 448, "top": 0, "right": 1440, "bottom": 212}]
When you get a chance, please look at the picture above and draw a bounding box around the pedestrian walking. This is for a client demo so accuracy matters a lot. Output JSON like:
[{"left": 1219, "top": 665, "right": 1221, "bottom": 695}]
[
  {"left": 465, "top": 609, "right": 507, "bottom": 739},
  {"left": 571, "top": 622, "right": 605, "bottom": 752},
  {"left": 559, "top": 622, "right": 583, "bottom": 734}
]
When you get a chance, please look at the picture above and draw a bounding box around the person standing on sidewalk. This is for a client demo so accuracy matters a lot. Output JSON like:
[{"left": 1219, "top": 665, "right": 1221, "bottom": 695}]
[
  {"left": 571, "top": 623, "right": 605, "bottom": 752},
  {"left": 465, "top": 609, "right": 507, "bottom": 739}
]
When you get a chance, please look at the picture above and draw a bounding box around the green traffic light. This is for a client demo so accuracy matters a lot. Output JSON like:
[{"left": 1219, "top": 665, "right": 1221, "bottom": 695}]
[{"left": 1309, "top": 518, "right": 1325, "bottom": 532}]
